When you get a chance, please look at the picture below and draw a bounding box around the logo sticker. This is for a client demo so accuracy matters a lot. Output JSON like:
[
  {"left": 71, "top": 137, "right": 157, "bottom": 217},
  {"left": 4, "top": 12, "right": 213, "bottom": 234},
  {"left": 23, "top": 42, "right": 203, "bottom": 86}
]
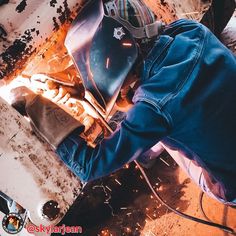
[
  {"left": 2, "top": 213, "right": 24, "bottom": 234},
  {"left": 113, "top": 27, "right": 126, "bottom": 40}
]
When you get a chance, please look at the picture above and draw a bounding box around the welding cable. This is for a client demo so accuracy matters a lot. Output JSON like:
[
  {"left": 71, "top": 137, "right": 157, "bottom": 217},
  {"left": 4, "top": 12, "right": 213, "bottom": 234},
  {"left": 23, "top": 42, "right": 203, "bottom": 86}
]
[
  {"left": 134, "top": 160, "right": 236, "bottom": 235},
  {"left": 199, "top": 191, "right": 236, "bottom": 223},
  {"left": 199, "top": 191, "right": 212, "bottom": 222}
]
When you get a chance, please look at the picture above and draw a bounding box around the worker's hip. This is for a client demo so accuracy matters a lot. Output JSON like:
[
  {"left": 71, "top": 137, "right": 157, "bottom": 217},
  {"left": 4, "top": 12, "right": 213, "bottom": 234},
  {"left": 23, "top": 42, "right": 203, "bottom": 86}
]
[{"left": 157, "top": 142, "right": 236, "bottom": 206}]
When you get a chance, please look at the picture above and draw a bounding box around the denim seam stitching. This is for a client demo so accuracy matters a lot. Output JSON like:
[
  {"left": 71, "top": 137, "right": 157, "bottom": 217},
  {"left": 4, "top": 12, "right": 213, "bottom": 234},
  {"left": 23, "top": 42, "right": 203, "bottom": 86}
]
[
  {"left": 159, "top": 24, "right": 206, "bottom": 107},
  {"left": 134, "top": 97, "right": 174, "bottom": 129},
  {"left": 135, "top": 24, "right": 206, "bottom": 111}
]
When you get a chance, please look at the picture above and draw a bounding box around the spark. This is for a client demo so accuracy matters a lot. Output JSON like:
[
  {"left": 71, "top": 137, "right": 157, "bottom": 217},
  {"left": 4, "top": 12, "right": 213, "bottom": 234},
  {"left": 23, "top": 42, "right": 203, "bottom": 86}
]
[
  {"left": 136, "top": 222, "right": 141, "bottom": 228},
  {"left": 146, "top": 214, "right": 154, "bottom": 221},
  {"left": 120, "top": 207, "right": 128, "bottom": 210},
  {"left": 181, "top": 11, "right": 200, "bottom": 16},
  {"left": 158, "top": 185, "right": 164, "bottom": 191},
  {"left": 157, "top": 177, "right": 162, "bottom": 182},
  {"left": 114, "top": 178, "right": 122, "bottom": 185},
  {"left": 122, "top": 42, "right": 133, "bottom": 47},
  {"left": 100, "top": 229, "right": 111, "bottom": 236},
  {"left": 148, "top": 231, "right": 157, "bottom": 236},
  {"left": 125, "top": 227, "right": 132, "bottom": 233},
  {"left": 160, "top": 157, "right": 170, "bottom": 166},
  {"left": 106, "top": 57, "right": 110, "bottom": 69},
  {"left": 124, "top": 164, "right": 129, "bottom": 169},
  {"left": 105, "top": 185, "right": 112, "bottom": 192}
]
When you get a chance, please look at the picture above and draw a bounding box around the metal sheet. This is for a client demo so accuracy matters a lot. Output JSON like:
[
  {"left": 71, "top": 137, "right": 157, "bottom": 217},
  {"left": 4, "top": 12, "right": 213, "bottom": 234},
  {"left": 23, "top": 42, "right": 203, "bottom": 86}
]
[
  {"left": 0, "top": 0, "right": 85, "bottom": 79},
  {"left": 0, "top": 96, "right": 82, "bottom": 226}
]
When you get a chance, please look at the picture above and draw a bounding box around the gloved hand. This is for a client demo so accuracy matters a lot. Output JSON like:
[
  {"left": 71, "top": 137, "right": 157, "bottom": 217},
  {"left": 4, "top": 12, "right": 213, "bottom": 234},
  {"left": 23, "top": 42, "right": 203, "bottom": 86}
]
[{"left": 10, "top": 86, "right": 84, "bottom": 149}]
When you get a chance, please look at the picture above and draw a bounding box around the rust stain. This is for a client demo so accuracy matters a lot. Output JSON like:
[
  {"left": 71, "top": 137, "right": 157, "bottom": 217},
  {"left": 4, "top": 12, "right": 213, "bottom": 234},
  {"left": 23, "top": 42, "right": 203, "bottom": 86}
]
[
  {"left": 56, "top": 0, "right": 72, "bottom": 25},
  {"left": 0, "top": 29, "right": 36, "bottom": 79},
  {"left": 0, "top": 1, "right": 84, "bottom": 80},
  {"left": 52, "top": 17, "right": 60, "bottom": 31}
]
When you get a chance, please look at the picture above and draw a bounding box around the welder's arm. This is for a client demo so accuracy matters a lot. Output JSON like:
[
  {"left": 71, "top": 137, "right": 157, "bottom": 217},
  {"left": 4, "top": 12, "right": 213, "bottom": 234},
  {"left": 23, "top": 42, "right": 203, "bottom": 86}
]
[{"left": 56, "top": 101, "right": 171, "bottom": 182}]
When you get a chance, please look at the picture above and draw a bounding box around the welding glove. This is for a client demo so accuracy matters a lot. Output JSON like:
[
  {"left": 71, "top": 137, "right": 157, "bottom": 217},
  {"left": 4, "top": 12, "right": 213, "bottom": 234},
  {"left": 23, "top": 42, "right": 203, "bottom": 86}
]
[{"left": 10, "top": 86, "right": 84, "bottom": 149}]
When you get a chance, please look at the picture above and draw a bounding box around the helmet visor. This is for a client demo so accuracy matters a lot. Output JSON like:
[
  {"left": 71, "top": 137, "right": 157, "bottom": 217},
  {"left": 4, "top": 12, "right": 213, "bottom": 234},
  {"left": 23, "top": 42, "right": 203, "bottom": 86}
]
[{"left": 65, "top": 0, "right": 138, "bottom": 115}]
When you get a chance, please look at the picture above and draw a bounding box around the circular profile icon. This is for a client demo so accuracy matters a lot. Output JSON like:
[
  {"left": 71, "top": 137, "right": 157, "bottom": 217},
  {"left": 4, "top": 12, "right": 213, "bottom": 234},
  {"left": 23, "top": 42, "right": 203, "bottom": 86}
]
[{"left": 2, "top": 213, "right": 24, "bottom": 234}]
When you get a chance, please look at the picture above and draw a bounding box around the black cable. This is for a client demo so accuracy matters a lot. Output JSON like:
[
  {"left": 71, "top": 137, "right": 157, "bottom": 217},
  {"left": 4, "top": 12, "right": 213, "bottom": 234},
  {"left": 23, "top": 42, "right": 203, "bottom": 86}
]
[
  {"left": 199, "top": 191, "right": 212, "bottom": 222},
  {"left": 134, "top": 160, "right": 236, "bottom": 235}
]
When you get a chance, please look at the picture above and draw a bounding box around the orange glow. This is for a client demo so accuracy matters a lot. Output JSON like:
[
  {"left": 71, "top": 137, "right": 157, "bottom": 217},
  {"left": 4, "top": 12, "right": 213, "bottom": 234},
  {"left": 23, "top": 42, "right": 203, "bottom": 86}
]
[
  {"left": 122, "top": 42, "right": 133, "bottom": 47},
  {"left": 125, "top": 227, "right": 132, "bottom": 233},
  {"left": 124, "top": 164, "right": 129, "bottom": 169},
  {"left": 101, "top": 229, "right": 111, "bottom": 236}
]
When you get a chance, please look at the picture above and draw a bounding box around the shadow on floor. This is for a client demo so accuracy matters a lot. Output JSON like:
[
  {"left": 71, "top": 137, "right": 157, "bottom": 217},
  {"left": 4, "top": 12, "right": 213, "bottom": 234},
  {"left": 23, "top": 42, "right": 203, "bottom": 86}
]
[{"left": 54, "top": 152, "right": 190, "bottom": 236}]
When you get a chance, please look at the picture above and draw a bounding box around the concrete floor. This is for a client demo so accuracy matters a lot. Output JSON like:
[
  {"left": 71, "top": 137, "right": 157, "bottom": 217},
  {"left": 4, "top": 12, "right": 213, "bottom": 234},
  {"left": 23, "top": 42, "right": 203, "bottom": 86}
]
[{"left": 55, "top": 152, "right": 236, "bottom": 236}]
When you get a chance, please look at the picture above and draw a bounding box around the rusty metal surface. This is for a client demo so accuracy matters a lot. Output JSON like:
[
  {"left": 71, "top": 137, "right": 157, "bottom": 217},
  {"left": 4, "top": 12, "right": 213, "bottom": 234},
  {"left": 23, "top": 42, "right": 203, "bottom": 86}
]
[
  {"left": 0, "top": 0, "right": 85, "bottom": 80},
  {"left": 0, "top": 96, "right": 82, "bottom": 226}
]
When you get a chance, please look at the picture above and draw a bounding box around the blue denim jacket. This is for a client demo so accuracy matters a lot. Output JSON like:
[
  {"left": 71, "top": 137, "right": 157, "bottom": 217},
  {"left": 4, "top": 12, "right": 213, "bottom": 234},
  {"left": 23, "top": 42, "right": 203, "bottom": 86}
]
[{"left": 57, "top": 19, "right": 236, "bottom": 202}]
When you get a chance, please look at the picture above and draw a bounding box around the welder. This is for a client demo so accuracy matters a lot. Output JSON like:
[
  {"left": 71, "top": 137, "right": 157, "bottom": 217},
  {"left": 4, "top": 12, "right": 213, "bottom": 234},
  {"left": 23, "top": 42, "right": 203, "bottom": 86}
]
[{"left": 11, "top": 0, "right": 236, "bottom": 206}]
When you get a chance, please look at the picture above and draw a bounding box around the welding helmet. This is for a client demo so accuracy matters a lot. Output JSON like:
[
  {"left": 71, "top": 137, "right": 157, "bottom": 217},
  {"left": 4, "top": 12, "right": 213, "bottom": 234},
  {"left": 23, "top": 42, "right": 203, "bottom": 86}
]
[{"left": 65, "top": 0, "right": 163, "bottom": 116}]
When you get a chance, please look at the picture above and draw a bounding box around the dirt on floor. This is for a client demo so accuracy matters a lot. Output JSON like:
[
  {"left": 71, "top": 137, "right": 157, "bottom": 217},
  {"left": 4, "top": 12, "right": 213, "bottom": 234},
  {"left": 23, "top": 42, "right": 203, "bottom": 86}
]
[{"left": 55, "top": 151, "right": 236, "bottom": 236}]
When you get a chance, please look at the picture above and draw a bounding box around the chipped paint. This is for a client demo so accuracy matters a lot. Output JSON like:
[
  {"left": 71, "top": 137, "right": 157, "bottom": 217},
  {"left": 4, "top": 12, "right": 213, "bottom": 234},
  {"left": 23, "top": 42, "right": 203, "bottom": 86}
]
[
  {"left": 15, "top": 0, "right": 27, "bottom": 13},
  {"left": 50, "top": 0, "right": 57, "bottom": 8},
  {"left": 0, "top": 96, "right": 82, "bottom": 226},
  {"left": 0, "top": 0, "right": 85, "bottom": 80}
]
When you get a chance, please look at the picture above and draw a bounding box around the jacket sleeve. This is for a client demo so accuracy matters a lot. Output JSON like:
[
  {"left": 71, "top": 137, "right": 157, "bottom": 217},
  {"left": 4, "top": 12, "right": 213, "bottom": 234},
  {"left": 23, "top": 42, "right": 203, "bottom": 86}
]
[{"left": 56, "top": 101, "right": 171, "bottom": 182}]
